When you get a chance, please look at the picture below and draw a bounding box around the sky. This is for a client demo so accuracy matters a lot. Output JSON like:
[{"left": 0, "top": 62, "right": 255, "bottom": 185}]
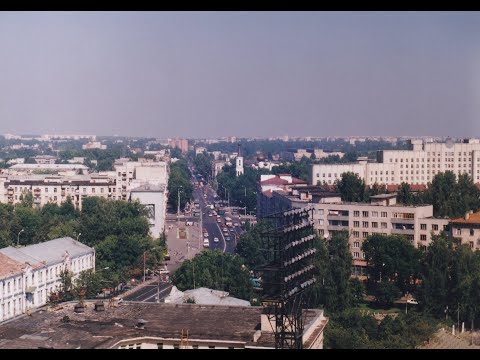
[{"left": 1, "top": 11, "right": 480, "bottom": 139}]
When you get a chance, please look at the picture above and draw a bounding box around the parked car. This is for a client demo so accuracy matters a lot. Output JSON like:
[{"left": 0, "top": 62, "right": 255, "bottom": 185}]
[{"left": 213, "top": 237, "right": 219, "bottom": 243}]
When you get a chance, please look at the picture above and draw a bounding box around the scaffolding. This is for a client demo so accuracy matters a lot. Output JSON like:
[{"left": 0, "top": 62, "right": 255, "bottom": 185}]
[{"left": 257, "top": 207, "right": 316, "bottom": 349}]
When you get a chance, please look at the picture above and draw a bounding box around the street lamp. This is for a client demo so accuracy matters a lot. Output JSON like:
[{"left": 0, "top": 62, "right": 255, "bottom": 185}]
[
  {"left": 73, "top": 232, "right": 82, "bottom": 241},
  {"left": 17, "top": 229, "right": 24, "bottom": 247}
]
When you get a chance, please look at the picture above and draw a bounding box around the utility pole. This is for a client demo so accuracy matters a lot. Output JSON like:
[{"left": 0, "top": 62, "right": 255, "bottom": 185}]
[{"left": 143, "top": 251, "right": 146, "bottom": 282}]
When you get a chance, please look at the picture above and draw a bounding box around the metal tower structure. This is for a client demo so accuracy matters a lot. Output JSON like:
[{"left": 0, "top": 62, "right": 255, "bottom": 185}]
[{"left": 257, "top": 207, "right": 316, "bottom": 349}]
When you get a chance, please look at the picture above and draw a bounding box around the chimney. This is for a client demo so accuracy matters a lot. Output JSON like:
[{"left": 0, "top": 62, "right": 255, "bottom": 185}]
[{"left": 465, "top": 213, "right": 470, "bottom": 221}]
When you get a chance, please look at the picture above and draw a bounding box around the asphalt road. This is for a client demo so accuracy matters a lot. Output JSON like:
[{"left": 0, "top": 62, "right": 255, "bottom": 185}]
[{"left": 123, "top": 281, "right": 173, "bottom": 302}]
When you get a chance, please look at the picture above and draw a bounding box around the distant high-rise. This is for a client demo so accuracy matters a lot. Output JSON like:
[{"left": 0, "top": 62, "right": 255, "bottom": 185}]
[{"left": 168, "top": 138, "right": 189, "bottom": 154}]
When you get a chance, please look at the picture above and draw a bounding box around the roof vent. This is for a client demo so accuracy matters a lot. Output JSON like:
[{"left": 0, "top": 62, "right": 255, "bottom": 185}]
[
  {"left": 136, "top": 319, "right": 147, "bottom": 329},
  {"left": 94, "top": 301, "right": 105, "bottom": 312},
  {"left": 74, "top": 303, "right": 85, "bottom": 313}
]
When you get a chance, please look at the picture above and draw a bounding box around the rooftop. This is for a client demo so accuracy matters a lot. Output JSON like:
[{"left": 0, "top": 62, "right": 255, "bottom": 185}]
[
  {"left": 0, "top": 237, "right": 93, "bottom": 267},
  {"left": 451, "top": 211, "right": 480, "bottom": 224},
  {"left": 0, "top": 302, "right": 324, "bottom": 349},
  {"left": 10, "top": 164, "right": 88, "bottom": 170},
  {"left": 0, "top": 253, "right": 25, "bottom": 279}
]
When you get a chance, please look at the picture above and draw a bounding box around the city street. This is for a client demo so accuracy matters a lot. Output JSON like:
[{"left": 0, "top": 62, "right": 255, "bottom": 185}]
[{"left": 123, "top": 280, "right": 172, "bottom": 302}]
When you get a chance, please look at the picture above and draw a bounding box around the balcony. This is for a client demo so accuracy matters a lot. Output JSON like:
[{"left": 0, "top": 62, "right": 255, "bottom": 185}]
[
  {"left": 390, "top": 218, "right": 415, "bottom": 225},
  {"left": 327, "top": 214, "right": 350, "bottom": 221},
  {"left": 391, "top": 228, "right": 415, "bottom": 236},
  {"left": 327, "top": 224, "right": 349, "bottom": 231}
]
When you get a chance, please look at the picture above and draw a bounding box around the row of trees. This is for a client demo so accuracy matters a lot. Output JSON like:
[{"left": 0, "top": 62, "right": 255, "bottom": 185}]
[
  {"left": 362, "top": 232, "right": 480, "bottom": 327},
  {"left": 167, "top": 158, "right": 193, "bottom": 212},
  {"left": 193, "top": 153, "right": 213, "bottom": 181},
  {"left": 397, "top": 172, "right": 480, "bottom": 218},
  {"left": 171, "top": 250, "right": 254, "bottom": 301},
  {"left": 0, "top": 195, "right": 166, "bottom": 287},
  {"left": 333, "top": 171, "right": 480, "bottom": 219},
  {"left": 216, "top": 164, "right": 268, "bottom": 212}
]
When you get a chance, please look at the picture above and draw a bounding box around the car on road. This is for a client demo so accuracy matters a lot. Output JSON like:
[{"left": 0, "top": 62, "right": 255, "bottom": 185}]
[
  {"left": 234, "top": 222, "right": 239, "bottom": 227},
  {"left": 217, "top": 218, "right": 222, "bottom": 223},
  {"left": 208, "top": 213, "right": 213, "bottom": 217},
  {"left": 225, "top": 236, "right": 231, "bottom": 241},
  {"left": 203, "top": 238, "right": 210, "bottom": 248},
  {"left": 213, "top": 237, "right": 219, "bottom": 243}
]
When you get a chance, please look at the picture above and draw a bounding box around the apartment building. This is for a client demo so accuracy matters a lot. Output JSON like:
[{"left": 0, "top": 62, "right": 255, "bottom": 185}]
[
  {"left": 0, "top": 175, "right": 116, "bottom": 209},
  {"left": 114, "top": 159, "right": 168, "bottom": 201},
  {"left": 449, "top": 211, "right": 480, "bottom": 250},
  {"left": 33, "top": 155, "right": 57, "bottom": 165},
  {"left": 258, "top": 187, "right": 449, "bottom": 275},
  {"left": 310, "top": 138, "right": 480, "bottom": 186},
  {"left": 0, "top": 237, "right": 95, "bottom": 323},
  {"left": 168, "top": 139, "right": 189, "bottom": 154}
]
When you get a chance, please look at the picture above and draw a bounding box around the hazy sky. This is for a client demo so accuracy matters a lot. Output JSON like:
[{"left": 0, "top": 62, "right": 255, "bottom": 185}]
[{"left": 1, "top": 11, "right": 480, "bottom": 138}]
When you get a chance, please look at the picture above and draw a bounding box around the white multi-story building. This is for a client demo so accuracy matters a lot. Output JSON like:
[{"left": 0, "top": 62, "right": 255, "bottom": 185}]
[
  {"left": 0, "top": 237, "right": 95, "bottom": 323},
  {"left": 82, "top": 141, "right": 107, "bottom": 150},
  {"left": 0, "top": 174, "right": 116, "bottom": 209},
  {"left": 310, "top": 138, "right": 480, "bottom": 186},
  {"left": 258, "top": 187, "right": 449, "bottom": 276}
]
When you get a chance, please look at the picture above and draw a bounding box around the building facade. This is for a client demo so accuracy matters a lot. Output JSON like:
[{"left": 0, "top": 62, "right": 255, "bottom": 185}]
[
  {"left": 310, "top": 138, "right": 480, "bottom": 186},
  {"left": 258, "top": 187, "right": 449, "bottom": 275},
  {"left": 168, "top": 139, "right": 189, "bottom": 154},
  {"left": 0, "top": 237, "right": 95, "bottom": 323}
]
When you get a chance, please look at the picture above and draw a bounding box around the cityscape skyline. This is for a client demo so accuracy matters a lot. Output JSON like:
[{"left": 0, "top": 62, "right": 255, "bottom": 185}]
[{"left": 1, "top": 11, "right": 480, "bottom": 138}]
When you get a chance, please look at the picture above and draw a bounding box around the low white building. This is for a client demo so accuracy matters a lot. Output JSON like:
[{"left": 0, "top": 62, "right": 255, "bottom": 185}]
[{"left": 0, "top": 237, "right": 95, "bottom": 323}]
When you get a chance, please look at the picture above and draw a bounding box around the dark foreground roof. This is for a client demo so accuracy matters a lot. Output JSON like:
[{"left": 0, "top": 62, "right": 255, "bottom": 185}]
[{"left": 0, "top": 302, "right": 324, "bottom": 349}]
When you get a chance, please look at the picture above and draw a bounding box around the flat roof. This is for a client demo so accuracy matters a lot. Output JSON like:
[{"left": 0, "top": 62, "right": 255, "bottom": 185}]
[{"left": 0, "top": 302, "right": 324, "bottom": 349}]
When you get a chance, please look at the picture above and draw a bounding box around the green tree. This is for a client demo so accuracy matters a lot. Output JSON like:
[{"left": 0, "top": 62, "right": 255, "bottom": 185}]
[
  {"left": 171, "top": 250, "right": 254, "bottom": 301},
  {"left": 323, "top": 231, "right": 354, "bottom": 312},
  {"left": 362, "top": 234, "right": 421, "bottom": 294},
  {"left": 334, "top": 172, "right": 367, "bottom": 202},
  {"left": 396, "top": 182, "right": 414, "bottom": 204}
]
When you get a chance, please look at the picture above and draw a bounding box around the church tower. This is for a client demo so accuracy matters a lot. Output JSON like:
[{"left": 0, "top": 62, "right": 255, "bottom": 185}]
[{"left": 236, "top": 143, "right": 244, "bottom": 177}]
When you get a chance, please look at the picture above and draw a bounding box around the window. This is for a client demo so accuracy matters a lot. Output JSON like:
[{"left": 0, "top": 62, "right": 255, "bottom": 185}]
[
  {"left": 362, "top": 221, "right": 369, "bottom": 228},
  {"left": 470, "top": 241, "right": 474, "bottom": 249},
  {"left": 455, "top": 228, "right": 462, "bottom": 236},
  {"left": 353, "top": 252, "right": 360, "bottom": 258},
  {"left": 352, "top": 231, "right": 360, "bottom": 238},
  {"left": 420, "top": 224, "right": 427, "bottom": 230},
  {"left": 100, "top": 188, "right": 104, "bottom": 193},
  {"left": 353, "top": 241, "right": 360, "bottom": 248},
  {"left": 381, "top": 212, "right": 387, "bottom": 218},
  {"left": 381, "top": 222, "right": 388, "bottom": 229},
  {"left": 420, "top": 234, "right": 427, "bottom": 241},
  {"left": 319, "top": 209, "right": 324, "bottom": 215},
  {"left": 45, "top": 188, "right": 48, "bottom": 193},
  {"left": 362, "top": 211, "right": 369, "bottom": 217},
  {"left": 372, "top": 222, "right": 378, "bottom": 228},
  {"left": 319, "top": 219, "right": 324, "bottom": 225},
  {"left": 353, "top": 221, "right": 360, "bottom": 228},
  {"left": 362, "top": 232, "right": 369, "bottom": 239},
  {"left": 83, "top": 188, "right": 87, "bottom": 193},
  {"left": 371, "top": 211, "right": 378, "bottom": 217},
  {"left": 92, "top": 188, "right": 95, "bottom": 193},
  {"left": 470, "top": 229, "right": 475, "bottom": 236}
]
